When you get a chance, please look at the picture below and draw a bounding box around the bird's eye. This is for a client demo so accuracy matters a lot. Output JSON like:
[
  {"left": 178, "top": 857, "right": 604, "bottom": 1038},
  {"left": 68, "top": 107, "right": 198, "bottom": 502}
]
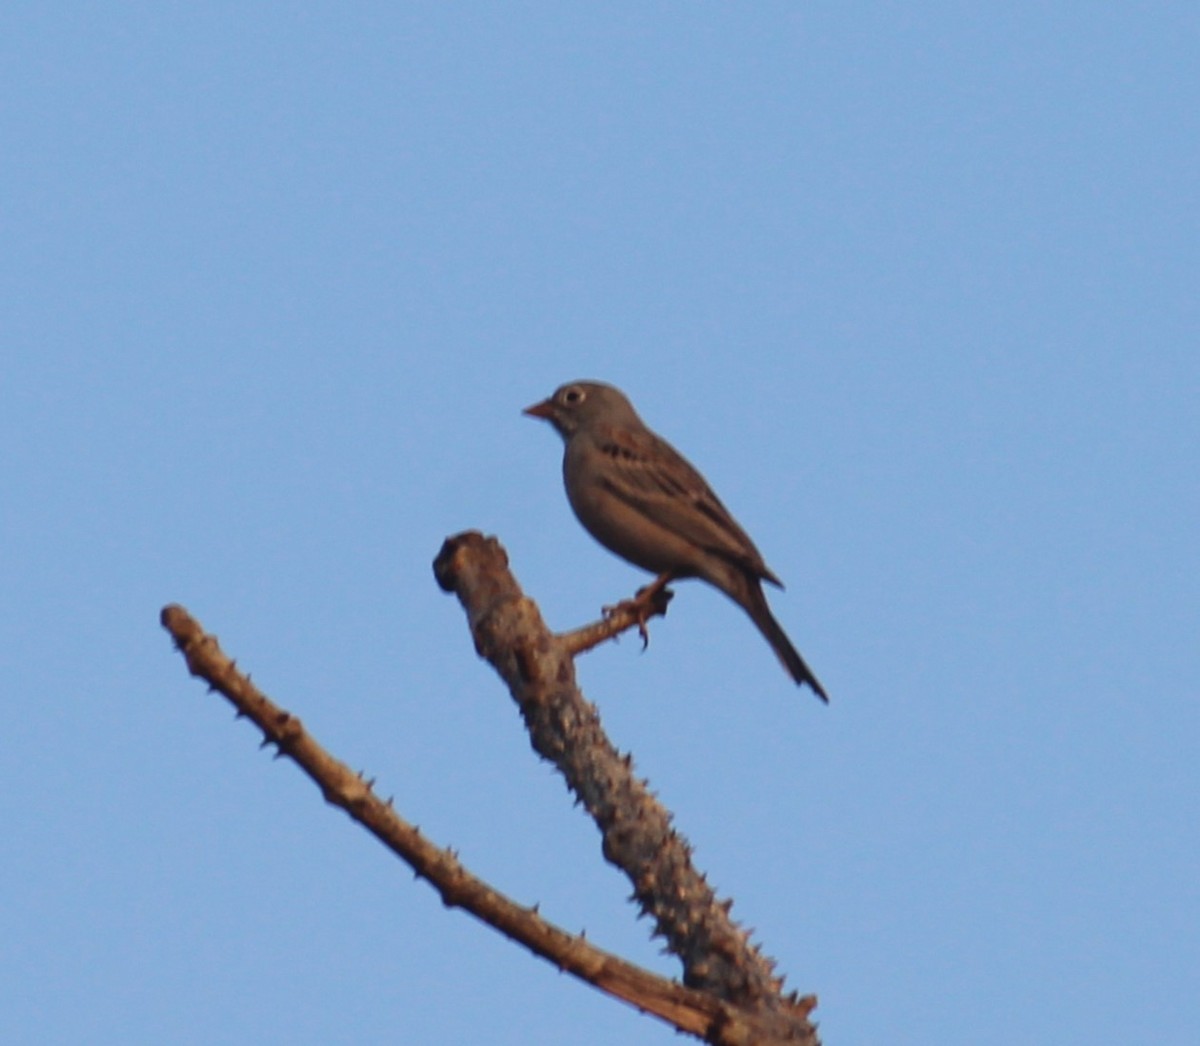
[{"left": 562, "top": 386, "right": 585, "bottom": 405}]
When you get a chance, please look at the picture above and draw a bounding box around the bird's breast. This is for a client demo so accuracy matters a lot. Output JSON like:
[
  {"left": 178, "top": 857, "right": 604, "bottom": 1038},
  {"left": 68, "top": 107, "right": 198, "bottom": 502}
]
[{"left": 563, "top": 446, "right": 703, "bottom": 577}]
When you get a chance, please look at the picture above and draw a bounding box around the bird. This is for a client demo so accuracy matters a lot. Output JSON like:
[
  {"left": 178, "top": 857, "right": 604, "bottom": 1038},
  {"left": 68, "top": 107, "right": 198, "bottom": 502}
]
[{"left": 524, "top": 380, "right": 828, "bottom": 701}]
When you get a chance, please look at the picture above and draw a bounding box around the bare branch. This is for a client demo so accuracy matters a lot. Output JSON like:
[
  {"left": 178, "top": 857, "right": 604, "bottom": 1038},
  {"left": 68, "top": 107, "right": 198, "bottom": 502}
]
[
  {"left": 433, "top": 532, "right": 819, "bottom": 1043},
  {"left": 159, "top": 604, "right": 734, "bottom": 1037},
  {"left": 159, "top": 528, "right": 820, "bottom": 1044}
]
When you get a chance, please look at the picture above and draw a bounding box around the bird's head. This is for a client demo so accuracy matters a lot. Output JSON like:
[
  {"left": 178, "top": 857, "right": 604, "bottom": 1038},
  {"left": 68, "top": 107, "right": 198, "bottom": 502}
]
[{"left": 523, "top": 380, "right": 640, "bottom": 440}]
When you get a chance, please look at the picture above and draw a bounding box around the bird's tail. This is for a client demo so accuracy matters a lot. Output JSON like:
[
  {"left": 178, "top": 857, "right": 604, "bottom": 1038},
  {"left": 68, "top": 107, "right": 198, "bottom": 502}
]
[{"left": 742, "top": 581, "right": 829, "bottom": 702}]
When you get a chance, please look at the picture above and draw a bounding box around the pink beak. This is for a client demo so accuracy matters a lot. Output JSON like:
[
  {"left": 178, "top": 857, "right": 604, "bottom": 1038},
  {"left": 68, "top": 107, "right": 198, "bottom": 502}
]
[{"left": 523, "top": 398, "right": 555, "bottom": 419}]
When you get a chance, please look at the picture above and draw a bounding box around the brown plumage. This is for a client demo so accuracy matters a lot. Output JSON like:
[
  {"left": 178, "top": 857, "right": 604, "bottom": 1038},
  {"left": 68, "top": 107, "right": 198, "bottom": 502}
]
[{"left": 525, "top": 380, "right": 828, "bottom": 702}]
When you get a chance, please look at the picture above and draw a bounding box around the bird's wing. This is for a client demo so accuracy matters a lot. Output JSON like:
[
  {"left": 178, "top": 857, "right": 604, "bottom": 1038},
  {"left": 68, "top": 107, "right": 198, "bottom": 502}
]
[{"left": 593, "top": 423, "right": 782, "bottom": 585}]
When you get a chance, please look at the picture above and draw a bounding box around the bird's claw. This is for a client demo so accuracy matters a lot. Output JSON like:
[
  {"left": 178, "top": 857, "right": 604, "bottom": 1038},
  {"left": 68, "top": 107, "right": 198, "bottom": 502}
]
[
  {"left": 634, "top": 615, "right": 651, "bottom": 650},
  {"left": 602, "top": 588, "right": 666, "bottom": 650}
]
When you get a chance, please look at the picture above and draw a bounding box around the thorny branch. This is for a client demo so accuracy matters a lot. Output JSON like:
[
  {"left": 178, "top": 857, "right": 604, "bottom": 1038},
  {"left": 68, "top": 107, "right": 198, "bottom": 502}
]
[{"left": 159, "top": 530, "right": 819, "bottom": 1045}]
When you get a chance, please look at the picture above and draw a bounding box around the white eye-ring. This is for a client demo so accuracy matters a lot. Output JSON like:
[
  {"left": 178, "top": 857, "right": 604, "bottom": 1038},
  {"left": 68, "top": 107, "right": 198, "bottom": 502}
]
[{"left": 562, "top": 386, "right": 586, "bottom": 405}]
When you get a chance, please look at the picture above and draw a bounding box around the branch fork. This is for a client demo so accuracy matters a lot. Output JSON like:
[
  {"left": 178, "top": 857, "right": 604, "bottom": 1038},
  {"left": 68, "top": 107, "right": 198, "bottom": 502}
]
[{"left": 161, "top": 531, "right": 819, "bottom": 1045}]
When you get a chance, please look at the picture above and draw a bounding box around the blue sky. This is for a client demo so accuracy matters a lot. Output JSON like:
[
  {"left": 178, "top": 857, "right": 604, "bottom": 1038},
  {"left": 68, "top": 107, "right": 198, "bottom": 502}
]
[{"left": 2, "top": 5, "right": 1196, "bottom": 1044}]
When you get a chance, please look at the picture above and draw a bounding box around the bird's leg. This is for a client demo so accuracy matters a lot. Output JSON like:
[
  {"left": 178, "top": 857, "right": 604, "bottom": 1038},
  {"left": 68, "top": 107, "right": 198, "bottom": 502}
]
[
  {"left": 634, "top": 570, "right": 676, "bottom": 608},
  {"left": 562, "top": 574, "right": 676, "bottom": 658},
  {"left": 603, "top": 571, "right": 677, "bottom": 648}
]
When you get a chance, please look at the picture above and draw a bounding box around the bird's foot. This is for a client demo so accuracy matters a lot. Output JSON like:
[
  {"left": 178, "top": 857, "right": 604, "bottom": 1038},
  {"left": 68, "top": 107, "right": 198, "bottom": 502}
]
[
  {"left": 602, "top": 577, "right": 675, "bottom": 650},
  {"left": 563, "top": 578, "right": 675, "bottom": 658},
  {"left": 602, "top": 596, "right": 653, "bottom": 648}
]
